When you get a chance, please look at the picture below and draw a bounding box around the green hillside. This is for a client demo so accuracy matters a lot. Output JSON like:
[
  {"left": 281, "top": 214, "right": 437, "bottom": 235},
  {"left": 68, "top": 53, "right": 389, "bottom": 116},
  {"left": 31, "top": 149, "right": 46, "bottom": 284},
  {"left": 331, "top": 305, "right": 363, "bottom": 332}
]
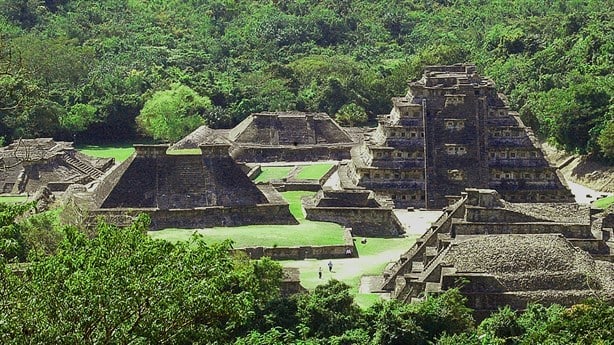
[{"left": 0, "top": 0, "right": 611, "bottom": 157}]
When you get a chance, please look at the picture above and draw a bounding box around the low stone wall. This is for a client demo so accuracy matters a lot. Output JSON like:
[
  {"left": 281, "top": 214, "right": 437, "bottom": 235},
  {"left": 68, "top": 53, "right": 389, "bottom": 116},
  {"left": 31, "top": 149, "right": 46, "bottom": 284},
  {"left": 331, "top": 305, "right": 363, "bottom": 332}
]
[
  {"left": 305, "top": 206, "right": 404, "bottom": 237},
  {"left": 231, "top": 145, "right": 352, "bottom": 163},
  {"left": 318, "top": 163, "right": 339, "bottom": 185},
  {"left": 91, "top": 203, "right": 297, "bottom": 230},
  {"left": 236, "top": 228, "right": 357, "bottom": 260},
  {"left": 452, "top": 222, "right": 593, "bottom": 238},
  {"left": 272, "top": 181, "right": 322, "bottom": 192},
  {"left": 246, "top": 165, "right": 262, "bottom": 179}
]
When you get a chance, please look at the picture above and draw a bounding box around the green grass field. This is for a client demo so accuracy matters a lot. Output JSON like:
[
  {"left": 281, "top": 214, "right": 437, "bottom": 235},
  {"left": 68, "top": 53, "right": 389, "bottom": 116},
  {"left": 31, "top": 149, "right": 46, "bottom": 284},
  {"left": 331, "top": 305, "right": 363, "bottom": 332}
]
[
  {"left": 150, "top": 222, "right": 345, "bottom": 247},
  {"left": 77, "top": 145, "right": 135, "bottom": 162},
  {"left": 253, "top": 163, "right": 334, "bottom": 183},
  {"left": 295, "top": 163, "right": 334, "bottom": 180},
  {"left": 149, "top": 191, "right": 345, "bottom": 247},
  {"left": 593, "top": 195, "right": 614, "bottom": 209},
  {"left": 253, "top": 166, "right": 294, "bottom": 183},
  {"left": 0, "top": 195, "right": 28, "bottom": 203},
  {"left": 282, "top": 191, "right": 313, "bottom": 220},
  {"left": 146, "top": 174, "right": 421, "bottom": 308}
]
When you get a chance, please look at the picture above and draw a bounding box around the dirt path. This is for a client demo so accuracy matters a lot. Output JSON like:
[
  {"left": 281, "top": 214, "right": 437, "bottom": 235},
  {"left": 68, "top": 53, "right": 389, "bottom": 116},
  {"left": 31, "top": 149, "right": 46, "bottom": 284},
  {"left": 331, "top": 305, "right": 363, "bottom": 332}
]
[
  {"left": 280, "top": 210, "right": 443, "bottom": 306},
  {"left": 542, "top": 143, "right": 614, "bottom": 194}
]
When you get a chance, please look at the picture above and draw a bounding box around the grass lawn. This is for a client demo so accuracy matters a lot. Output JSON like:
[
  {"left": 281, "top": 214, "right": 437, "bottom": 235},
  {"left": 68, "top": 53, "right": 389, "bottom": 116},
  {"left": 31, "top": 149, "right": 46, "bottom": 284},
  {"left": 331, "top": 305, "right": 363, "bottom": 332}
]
[
  {"left": 0, "top": 195, "right": 28, "bottom": 203},
  {"left": 253, "top": 166, "right": 294, "bottom": 183},
  {"left": 148, "top": 184, "right": 428, "bottom": 309},
  {"left": 150, "top": 222, "right": 345, "bottom": 247},
  {"left": 295, "top": 163, "right": 334, "bottom": 180},
  {"left": 77, "top": 144, "right": 135, "bottom": 162},
  {"left": 149, "top": 191, "right": 345, "bottom": 247},
  {"left": 281, "top": 191, "right": 314, "bottom": 220},
  {"left": 593, "top": 195, "right": 614, "bottom": 209}
]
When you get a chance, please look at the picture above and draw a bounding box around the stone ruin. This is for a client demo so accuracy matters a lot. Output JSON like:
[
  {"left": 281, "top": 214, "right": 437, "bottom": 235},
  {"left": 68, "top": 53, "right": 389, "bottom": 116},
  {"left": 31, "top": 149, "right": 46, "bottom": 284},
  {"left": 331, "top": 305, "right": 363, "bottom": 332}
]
[
  {"left": 73, "top": 144, "right": 297, "bottom": 230},
  {"left": 0, "top": 138, "right": 113, "bottom": 194},
  {"left": 379, "top": 188, "right": 614, "bottom": 318},
  {"left": 302, "top": 189, "right": 405, "bottom": 237},
  {"left": 173, "top": 111, "right": 358, "bottom": 162},
  {"left": 340, "top": 63, "right": 574, "bottom": 209}
]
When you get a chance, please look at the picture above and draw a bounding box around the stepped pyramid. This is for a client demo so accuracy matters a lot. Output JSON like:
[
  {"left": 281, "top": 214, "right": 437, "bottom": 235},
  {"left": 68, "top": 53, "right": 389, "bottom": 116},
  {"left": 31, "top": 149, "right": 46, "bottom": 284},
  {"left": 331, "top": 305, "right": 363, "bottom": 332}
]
[
  {"left": 173, "top": 112, "right": 358, "bottom": 162},
  {"left": 91, "top": 144, "right": 296, "bottom": 229},
  {"left": 345, "top": 64, "right": 573, "bottom": 208},
  {"left": 0, "top": 138, "right": 113, "bottom": 194},
  {"left": 380, "top": 189, "right": 614, "bottom": 318},
  {"left": 229, "top": 111, "right": 354, "bottom": 146}
]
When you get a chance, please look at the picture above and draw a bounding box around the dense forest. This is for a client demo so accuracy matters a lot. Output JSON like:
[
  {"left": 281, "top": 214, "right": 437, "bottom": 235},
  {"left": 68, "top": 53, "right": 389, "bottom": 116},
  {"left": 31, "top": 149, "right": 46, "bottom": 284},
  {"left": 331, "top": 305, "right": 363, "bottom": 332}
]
[
  {"left": 0, "top": 0, "right": 612, "bottom": 158},
  {"left": 0, "top": 205, "right": 612, "bottom": 344}
]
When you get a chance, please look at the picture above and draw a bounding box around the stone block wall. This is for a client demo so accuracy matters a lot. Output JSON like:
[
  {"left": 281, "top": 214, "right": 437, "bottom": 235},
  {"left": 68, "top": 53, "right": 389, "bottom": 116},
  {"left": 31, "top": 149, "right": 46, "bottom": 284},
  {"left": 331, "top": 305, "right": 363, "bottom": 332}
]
[
  {"left": 452, "top": 222, "right": 593, "bottom": 238},
  {"left": 304, "top": 206, "right": 404, "bottom": 237},
  {"left": 236, "top": 228, "right": 356, "bottom": 260},
  {"left": 91, "top": 203, "right": 297, "bottom": 230},
  {"left": 231, "top": 145, "right": 352, "bottom": 163}
]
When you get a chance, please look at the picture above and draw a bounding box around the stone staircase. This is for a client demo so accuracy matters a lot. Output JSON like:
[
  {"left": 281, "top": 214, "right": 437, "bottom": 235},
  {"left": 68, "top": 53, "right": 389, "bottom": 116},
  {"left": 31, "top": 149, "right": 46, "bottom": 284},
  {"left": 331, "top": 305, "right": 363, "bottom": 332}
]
[{"left": 63, "top": 154, "right": 104, "bottom": 179}]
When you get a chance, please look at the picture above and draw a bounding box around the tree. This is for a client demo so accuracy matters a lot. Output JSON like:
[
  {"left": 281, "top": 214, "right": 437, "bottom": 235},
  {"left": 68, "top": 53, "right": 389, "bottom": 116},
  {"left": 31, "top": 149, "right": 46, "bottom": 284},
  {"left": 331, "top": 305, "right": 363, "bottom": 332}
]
[
  {"left": 136, "top": 83, "right": 212, "bottom": 142},
  {"left": 598, "top": 120, "right": 614, "bottom": 159},
  {"left": 0, "top": 202, "right": 35, "bottom": 262},
  {"left": 0, "top": 214, "right": 284, "bottom": 344},
  {"left": 335, "top": 103, "right": 368, "bottom": 126},
  {"left": 59, "top": 103, "right": 98, "bottom": 133},
  {"left": 368, "top": 288, "right": 474, "bottom": 345},
  {"left": 296, "top": 279, "right": 363, "bottom": 339}
]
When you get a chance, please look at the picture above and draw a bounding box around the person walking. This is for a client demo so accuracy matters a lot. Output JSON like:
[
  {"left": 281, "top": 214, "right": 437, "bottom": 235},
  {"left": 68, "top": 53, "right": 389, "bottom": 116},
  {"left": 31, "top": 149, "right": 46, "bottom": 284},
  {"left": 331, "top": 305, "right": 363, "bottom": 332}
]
[
  {"left": 327, "top": 260, "right": 333, "bottom": 272},
  {"left": 318, "top": 267, "right": 322, "bottom": 279}
]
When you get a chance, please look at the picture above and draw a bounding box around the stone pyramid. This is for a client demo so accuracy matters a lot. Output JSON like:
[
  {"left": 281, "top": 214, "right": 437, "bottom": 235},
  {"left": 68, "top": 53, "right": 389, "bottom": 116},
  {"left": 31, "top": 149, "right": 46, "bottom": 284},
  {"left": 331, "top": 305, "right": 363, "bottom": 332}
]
[
  {"left": 91, "top": 144, "right": 296, "bottom": 229},
  {"left": 345, "top": 64, "right": 573, "bottom": 208}
]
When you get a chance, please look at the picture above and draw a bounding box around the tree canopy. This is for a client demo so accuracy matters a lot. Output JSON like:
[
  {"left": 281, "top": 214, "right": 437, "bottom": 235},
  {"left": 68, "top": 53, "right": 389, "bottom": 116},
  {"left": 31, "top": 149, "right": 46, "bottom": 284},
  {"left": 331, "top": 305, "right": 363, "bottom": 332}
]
[
  {"left": 0, "top": 0, "right": 611, "bottom": 156},
  {"left": 1, "top": 209, "right": 612, "bottom": 343}
]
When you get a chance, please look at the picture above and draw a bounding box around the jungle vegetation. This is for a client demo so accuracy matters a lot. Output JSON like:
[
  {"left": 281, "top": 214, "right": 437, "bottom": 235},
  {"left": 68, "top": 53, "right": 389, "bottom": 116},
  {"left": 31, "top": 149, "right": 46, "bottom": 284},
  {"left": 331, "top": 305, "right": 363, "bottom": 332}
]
[
  {"left": 0, "top": 208, "right": 612, "bottom": 344},
  {"left": 0, "top": 0, "right": 612, "bottom": 158}
]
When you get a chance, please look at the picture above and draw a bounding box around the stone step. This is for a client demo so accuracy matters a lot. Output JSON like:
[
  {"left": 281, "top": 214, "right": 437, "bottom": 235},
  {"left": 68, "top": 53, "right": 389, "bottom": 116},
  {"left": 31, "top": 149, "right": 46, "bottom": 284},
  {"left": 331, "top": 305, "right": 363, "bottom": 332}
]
[
  {"left": 425, "top": 282, "right": 442, "bottom": 293},
  {"left": 410, "top": 261, "right": 424, "bottom": 273},
  {"left": 63, "top": 154, "right": 103, "bottom": 179}
]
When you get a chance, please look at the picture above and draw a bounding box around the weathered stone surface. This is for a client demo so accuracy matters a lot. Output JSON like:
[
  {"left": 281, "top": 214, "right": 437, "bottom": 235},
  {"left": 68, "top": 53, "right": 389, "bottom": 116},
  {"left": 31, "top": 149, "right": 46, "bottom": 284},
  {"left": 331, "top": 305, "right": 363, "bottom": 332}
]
[
  {"left": 303, "top": 189, "right": 405, "bottom": 237},
  {"left": 346, "top": 64, "right": 573, "bottom": 208},
  {"left": 0, "top": 138, "right": 113, "bottom": 194},
  {"left": 88, "top": 144, "right": 296, "bottom": 229},
  {"left": 172, "top": 112, "right": 357, "bottom": 162},
  {"left": 381, "top": 188, "right": 614, "bottom": 316}
]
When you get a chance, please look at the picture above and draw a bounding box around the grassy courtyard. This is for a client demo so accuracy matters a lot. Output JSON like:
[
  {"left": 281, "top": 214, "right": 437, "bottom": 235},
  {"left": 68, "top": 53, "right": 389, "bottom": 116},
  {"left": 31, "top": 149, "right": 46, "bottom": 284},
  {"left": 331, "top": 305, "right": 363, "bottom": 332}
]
[
  {"left": 295, "top": 163, "right": 334, "bottom": 179},
  {"left": 149, "top": 186, "right": 427, "bottom": 308},
  {"left": 253, "top": 163, "right": 334, "bottom": 183},
  {"left": 281, "top": 235, "right": 419, "bottom": 308},
  {"left": 593, "top": 195, "right": 614, "bottom": 209},
  {"left": 149, "top": 191, "right": 346, "bottom": 247},
  {"left": 253, "top": 166, "right": 294, "bottom": 183},
  {"left": 77, "top": 144, "right": 135, "bottom": 162}
]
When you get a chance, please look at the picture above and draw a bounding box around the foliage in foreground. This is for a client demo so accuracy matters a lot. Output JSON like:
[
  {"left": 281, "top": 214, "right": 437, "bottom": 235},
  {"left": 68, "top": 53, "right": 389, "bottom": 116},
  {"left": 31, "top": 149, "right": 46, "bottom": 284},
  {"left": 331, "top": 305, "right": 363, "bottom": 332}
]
[
  {"left": 0, "top": 214, "right": 283, "bottom": 344},
  {"left": 0, "top": 202, "right": 64, "bottom": 262},
  {"left": 2, "top": 212, "right": 613, "bottom": 344},
  {"left": 438, "top": 301, "right": 614, "bottom": 345}
]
